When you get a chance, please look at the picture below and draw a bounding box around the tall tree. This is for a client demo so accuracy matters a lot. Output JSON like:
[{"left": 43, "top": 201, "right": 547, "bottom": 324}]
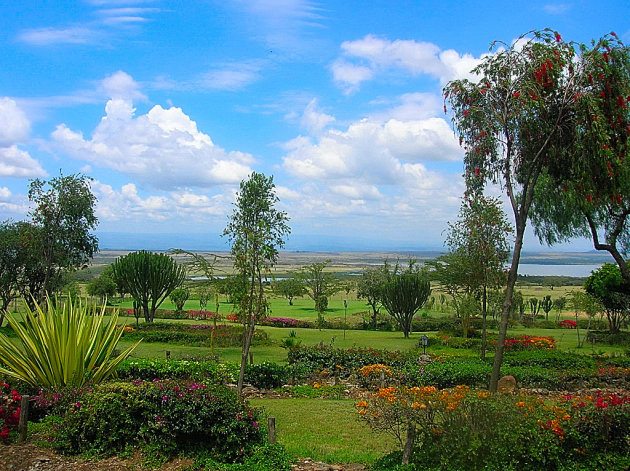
[
  {"left": 445, "top": 30, "right": 578, "bottom": 391},
  {"left": 27, "top": 172, "right": 98, "bottom": 303},
  {"left": 112, "top": 251, "right": 186, "bottom": 323},
  {"left": 530, "top": 34, "right": 630, "bottom": 289},
  {"left": 429, "top": 196, "right": 511, "bottom": 357},
  {"left": 223, "top": 172, "right": 290, "bottom": 396}
]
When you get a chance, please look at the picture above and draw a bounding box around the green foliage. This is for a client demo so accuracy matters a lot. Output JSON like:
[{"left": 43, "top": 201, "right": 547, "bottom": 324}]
[
  {"left": 117, "top": 358, "right": 238, "bottom": 382},
  {"left": 27, "top": 172, "right": 99, "bottom": 305},
  {"left": 541, "top": 295, "right": 554, "bottom": 320},
  {"left": 364, "top": 387, "right": 630, "bottom": 470},
  {"left": 194, "top": 443, "right": 292, "bottom": 471},
  {"left": 585, "top": 262, "right": 630, "bottom": 332},
  {"left": 296, "top": 261, "right": 342, "bottom": 313},
  {"left": 121, "top": 322, "right": 268, "bottom": 347},
  {"left": 0, "top": 299, "right": 139, "bottom": 389},
  {"left": 0, "top": 221, "right": 29, "bottom": 321},
  {"left": 86, "top": 270, "right": 117, "bottom": 302},
  {"left": 40, "top": 379, "right": 264, "bottom": 461},
  {"left": 356, "top": 262, "right": 391, "bottom": 329},
  {"left": 273, "top": 277, "right": 306, "bottom": 305},
  {"left": 112, "top": 251, "right": 186, "bottom": 323},
  {"left": 169, "top": 288, "right": 190, "bottom": 312},
  {"left": 245, "top": 361, "right": 289, "bottom": 389},
  {"left": 381, "top": 272, "right": 431, "bottom": 337},
  {"left": 288, "top": 345, "right": 412, "bottom": 374}
]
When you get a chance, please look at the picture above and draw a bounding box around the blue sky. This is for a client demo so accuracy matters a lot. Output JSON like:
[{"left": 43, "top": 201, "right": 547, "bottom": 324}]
[{"left": 1, "top": 1, "right": 628, "bottom": 251}]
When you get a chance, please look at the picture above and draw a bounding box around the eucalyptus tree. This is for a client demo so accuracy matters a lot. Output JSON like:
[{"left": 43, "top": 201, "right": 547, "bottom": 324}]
[
  {"left": 112, "top": 251, "right": 186, "bottom": 323},
  {"left": 445, "top": 30, "right": 579, "bottom": 391},
  {"left": 223, "top": 172, "right": 290, "bottom": 395}
]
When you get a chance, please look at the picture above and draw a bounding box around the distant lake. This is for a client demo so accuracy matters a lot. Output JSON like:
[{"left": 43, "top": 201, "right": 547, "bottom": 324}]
[{"left": 517, "top": 264, "right": 601, "bottom": 277}]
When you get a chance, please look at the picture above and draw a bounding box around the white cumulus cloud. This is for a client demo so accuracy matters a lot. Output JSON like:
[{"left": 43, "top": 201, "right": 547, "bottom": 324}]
[
  {"left": 52, "top": 98, "right": 254, "bottom": 189},
  {"left": 0, "top": 97, "right": 31, "bottom": 146},
  {"left": 332, "top": 35, "right": 488, "bottom": 92}
]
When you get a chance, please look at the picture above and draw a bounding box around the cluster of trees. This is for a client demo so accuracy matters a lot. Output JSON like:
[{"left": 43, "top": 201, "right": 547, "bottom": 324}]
[{"left": 0, "top": 173, "right": 98, "bottom": 325}]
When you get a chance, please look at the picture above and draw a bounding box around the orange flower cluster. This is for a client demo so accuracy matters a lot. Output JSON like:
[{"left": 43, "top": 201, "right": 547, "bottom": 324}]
[{"left": 359, "top": 364, "right": 393, "bottom": 377}]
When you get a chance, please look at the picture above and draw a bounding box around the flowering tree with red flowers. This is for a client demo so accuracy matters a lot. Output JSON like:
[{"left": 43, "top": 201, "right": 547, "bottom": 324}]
[
  {"left": 530, "top": 33, "right": 630, "bottom": 290},
  {"left": 444, "top": 29, "right": 578, "bottom": 392}
]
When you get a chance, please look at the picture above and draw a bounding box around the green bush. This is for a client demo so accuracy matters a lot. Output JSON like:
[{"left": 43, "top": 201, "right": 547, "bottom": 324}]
[
  {"left": 194, "top": 443, "right": 292, "bottom": 471},
  {"left": 121, "top": 323, "right": 268, "bottom": 347},
  {"left": 117, "top": 358, "right": 238, "bottom": 382},
  {"left": 245, "top": 362, "right": 289, "bottom": 389},
  {"left": 402, "top": 357, "right": 491, "bottom": 388},
  {"left": 287, "top": 345, "right": 413, "bottom": 376},
  {"left": 40, "top": 379, "right": 263, "bottom": 461}
]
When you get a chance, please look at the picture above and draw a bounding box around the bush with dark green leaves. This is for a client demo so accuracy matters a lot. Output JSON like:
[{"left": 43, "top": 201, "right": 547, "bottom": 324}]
[
  {"left": 245, "top": 362, "right": 290, "bottom": 389},
  {"left": 116, "top": 358, "right": 238, "bottom": 382},
  {"left": 38, "top": 379, "right": 263, "bottom": 462}
]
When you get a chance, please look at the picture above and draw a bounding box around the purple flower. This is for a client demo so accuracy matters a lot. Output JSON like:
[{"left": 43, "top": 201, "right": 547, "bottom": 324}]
[
  {"left": 252, "top": 421, "right": 258, "bottom": 429},
  {"left": 162, "top": 395, "right": 168, "bottom": 403}
]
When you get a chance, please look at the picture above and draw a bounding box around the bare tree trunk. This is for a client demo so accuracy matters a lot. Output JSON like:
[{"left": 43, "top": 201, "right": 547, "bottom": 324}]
[
  {"left": 481, "top": 285, "right": 487, "bottom": 360},
  {"left": 490, "top": 218, "right": 526, "bottom": 392},
  {"left": 401, "top": 423, "right": 416, "bottom": 465}
]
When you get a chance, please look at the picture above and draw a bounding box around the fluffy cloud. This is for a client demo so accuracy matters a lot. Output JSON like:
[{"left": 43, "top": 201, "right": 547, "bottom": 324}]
[
  {"left": 92, "top": 180, "right": 228, "bottom": 223},
  {"left": 0, "top": 97, "right": 30, "bottom": 146},
  {"left": 100, "top": 71, "right": 147, "bottom": 102},
  {"left": 283, "top": 117, "right": 461, "bottom": 183},
  {"left": 0, "top": 98, "right": 47, "bottom": 179},
  {"left": 52, "top": 98, "right": 254, "bottom": 189},
  {"left": 332, "top": 35, "right": 487, "bottom": 92},
  {"left": 300, "top": 99, "right": 335, "bottom": 135}
]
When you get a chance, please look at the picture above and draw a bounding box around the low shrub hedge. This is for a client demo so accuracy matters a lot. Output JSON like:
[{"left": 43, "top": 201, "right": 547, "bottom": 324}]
[
  {"left": 37, "top": 380, "right": 264, "bottom": 462},
  {"left": 116, "top": 358, "right": 238, "bottom": 382},
  {"left": 121, "top": 322, "right": 268, "bottom": 347}
]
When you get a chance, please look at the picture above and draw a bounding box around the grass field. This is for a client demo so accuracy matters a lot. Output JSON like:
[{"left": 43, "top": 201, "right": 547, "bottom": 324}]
[{"left": 249, "top": 398, "right": 397, "bottom": 464}]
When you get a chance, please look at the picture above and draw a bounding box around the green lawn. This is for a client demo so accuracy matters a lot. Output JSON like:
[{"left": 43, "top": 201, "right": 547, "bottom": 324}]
[{"left": 249, "top": 398, "right": 396, "bottom": 464}]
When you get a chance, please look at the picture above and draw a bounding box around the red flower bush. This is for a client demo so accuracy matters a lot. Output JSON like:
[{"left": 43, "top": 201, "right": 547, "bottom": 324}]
[
  {"left": 0, "top": 382, "right": 21, "bottom": 442},
  {"left": 559, "top": 319, "right": 577, "bottom": 329}
]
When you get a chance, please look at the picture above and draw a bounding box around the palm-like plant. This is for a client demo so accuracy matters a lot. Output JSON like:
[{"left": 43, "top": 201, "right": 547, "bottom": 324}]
[{"left": 0, "top": 298, "right": 140, "bottom": 389}]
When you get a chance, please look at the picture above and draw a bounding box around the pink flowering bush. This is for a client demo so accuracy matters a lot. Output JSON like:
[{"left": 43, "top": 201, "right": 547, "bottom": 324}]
[{"left": 0, "top": 382, "right": 21, "bottom": 442}]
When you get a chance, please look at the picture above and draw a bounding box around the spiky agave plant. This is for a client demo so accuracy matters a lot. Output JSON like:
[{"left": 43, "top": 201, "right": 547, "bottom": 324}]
[{"left": 0, "top": 298, "right": 140, "bottom": 389}]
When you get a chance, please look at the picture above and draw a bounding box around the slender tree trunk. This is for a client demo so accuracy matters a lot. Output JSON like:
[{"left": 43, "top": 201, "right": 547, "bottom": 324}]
[
  {"left": 481, "top": 286, "right": 488, "bottom": 360},
  {"left": 401, "top": 423, "right": 416, "bottom": 465},
  {"left": 490, "top": 218, "right": 526, "bottom": 392},
  {"left": 237, "top": 320, "right": 256, "bottom": 396}
]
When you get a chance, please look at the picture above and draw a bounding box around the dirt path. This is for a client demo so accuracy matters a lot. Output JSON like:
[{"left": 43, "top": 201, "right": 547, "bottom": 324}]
[{"left": 0, "top": 443, "right": 366, "bottom": 471}]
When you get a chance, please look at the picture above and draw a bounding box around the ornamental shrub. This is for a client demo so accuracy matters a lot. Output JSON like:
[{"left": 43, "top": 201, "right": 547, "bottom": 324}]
[
  {"left": 363, "top": 388, "right": 630, "bottom": 470},
  {"left": 116, "top": 358, "right": 238, "bottom": 382},
  {"left": 0, "top": 382, "right": 21, "bottom": 442},
  {"left": 244, "top": 362, "right": 289, "bottom": 389},
  {"left": 40, "top": 379, "right": 263, "bottom": 461}
]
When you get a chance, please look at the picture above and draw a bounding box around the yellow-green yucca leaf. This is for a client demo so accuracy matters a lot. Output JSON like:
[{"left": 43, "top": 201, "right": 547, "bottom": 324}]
[{"left": 0, "top": 298, "right": 141, "bottom": 389}]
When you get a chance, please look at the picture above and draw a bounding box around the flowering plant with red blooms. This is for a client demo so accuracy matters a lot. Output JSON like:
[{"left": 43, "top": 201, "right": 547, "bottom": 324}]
[
  {"left": 558, "top": 319, "right": 577, "bottom": 328},
  {"left": 0, "top": 382, "right": 21, "bottom": 442}
]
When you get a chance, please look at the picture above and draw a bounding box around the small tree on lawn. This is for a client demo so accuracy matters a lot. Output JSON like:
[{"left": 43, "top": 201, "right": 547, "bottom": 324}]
[
  {"left": 112, "top": 251, "right": 186, "bottom": 323},
  {"left": 0, "top": 221, "right": 28, "bottom": 325},
  {"left": 356, "top": 262, "right": 391, "bottom": 330},
  {"left": 223, "top": 172, "right": 290, "bottom": 396},
  {"left": 86, "top": 270, "right": 117, "bottom": 304},
  {"left": 585, "top": 262, "right": 630, "bottom": 334},
  {"left": 170, "top": 288, "right": 190, "bottom": 313},
  {"left": 274, "top": 277, "right": 306, "bottom": 305},
  {"left": 296, "top": 260, "right": 342, "bottom": 327},
  {"left": 381, "top": 271, "right": 431, "bottom": 338}
]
